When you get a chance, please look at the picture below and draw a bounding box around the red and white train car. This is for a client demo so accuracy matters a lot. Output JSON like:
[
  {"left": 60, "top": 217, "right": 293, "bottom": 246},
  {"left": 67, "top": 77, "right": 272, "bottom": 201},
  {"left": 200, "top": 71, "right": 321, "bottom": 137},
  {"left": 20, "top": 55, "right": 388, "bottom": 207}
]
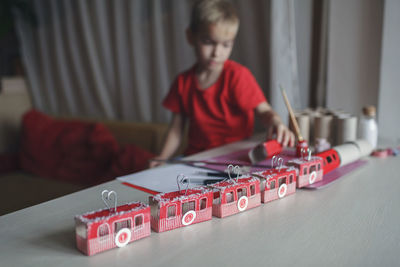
[
  {"left": 254, "top": 166, "right": 297, "bottom": 203},
  {"left": 75, "top": 201, "right": 150, "bottom": 256},
  {"left": 149, "top": 186, "right": 213, "bottom": 233},
  {"left": 286, "top": 156, "right": 323, "bottom": 188},
  {"left": 209, "top": 176, "right": 261, "bottom": 218}
]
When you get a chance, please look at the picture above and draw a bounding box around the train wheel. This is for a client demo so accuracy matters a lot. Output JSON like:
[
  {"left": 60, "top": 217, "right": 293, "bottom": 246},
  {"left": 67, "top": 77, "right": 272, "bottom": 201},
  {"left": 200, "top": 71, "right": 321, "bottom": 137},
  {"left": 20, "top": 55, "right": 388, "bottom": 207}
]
[
  {"left": 309, "top": 171, "right": 317, "bottom": 184},
  {"left": 182, "top": 210, "right": 196, "bottom": 226},
  {"left": 237, "top": 196, "right": 249, "bottom": 211},
  {"left": 115, "top": 228, "right": 131, "bottom": 248},
  {"left": 278, "top": 184, "right": 287, "bottom": 198}
]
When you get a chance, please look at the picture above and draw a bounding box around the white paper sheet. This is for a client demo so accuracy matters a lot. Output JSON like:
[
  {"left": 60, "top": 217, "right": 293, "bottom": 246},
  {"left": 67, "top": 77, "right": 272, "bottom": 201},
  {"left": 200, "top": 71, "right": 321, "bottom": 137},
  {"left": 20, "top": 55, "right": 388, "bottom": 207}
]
[{"left": 117, "top": 164, "right": 223, "bottom": 193}]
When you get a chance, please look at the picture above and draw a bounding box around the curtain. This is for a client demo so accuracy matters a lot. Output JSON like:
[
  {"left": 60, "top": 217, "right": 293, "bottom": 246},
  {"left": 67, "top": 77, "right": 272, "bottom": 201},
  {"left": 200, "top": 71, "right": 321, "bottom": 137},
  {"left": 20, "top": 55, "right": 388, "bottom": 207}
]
[{"left": 14, "top": 0, "right": 301, "bottom": 126}]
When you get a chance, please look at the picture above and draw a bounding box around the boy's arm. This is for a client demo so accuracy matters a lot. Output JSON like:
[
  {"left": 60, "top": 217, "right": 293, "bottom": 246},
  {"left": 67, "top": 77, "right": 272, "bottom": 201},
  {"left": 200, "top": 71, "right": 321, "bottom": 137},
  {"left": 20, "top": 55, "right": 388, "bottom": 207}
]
[
  {"left": 149, "top": 113, "right": 186, "bottom": 168},
  {"left": 254, "top": 101, "right": 295, "bottom": 147}
]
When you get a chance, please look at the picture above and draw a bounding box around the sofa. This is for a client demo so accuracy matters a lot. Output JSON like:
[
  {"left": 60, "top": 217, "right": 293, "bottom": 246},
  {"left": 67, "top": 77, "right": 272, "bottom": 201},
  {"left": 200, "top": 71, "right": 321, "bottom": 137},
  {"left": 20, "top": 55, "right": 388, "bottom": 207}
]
[{"left": 0, "top": 78, "right": 185, "bottom": 215}]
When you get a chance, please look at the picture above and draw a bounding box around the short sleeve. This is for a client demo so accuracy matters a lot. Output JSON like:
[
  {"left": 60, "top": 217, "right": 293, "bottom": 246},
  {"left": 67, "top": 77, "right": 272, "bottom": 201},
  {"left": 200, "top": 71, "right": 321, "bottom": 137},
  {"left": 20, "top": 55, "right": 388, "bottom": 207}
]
[
  {"left": 162, "top": 77, "right": 182, "bottom": 113},
  {"left": 230, "top": 66, "right": 267, "bottom": 111}
]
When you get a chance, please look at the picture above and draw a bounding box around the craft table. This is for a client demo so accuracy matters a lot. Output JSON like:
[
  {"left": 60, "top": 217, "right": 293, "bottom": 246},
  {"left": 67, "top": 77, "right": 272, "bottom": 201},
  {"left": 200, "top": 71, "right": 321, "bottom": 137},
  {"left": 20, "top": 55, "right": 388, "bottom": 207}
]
[{"left": 1, "top": 137, "right": 399, "bottom": 267}]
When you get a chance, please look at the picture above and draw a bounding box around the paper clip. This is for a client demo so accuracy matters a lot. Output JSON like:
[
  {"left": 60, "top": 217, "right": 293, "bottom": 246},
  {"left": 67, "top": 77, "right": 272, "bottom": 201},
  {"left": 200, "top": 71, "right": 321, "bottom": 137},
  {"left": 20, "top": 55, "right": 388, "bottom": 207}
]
[
  {"left": 307, "top": 148, "right": 312, "bottom": 161},
  {"left": 101, "top": 190, "right": 117, "bottom": 213},
  {"left": 227, "top": 164, "right": 241, "bottom": 183},
  {"left": 271, "top": 155, "right": 277, "bottom": 168},
  {"left": 277, "top": 157, "right": 284, "bottom": 171},
  {"left": 177, "top": 174, "right": 190, "bottom": 195}
]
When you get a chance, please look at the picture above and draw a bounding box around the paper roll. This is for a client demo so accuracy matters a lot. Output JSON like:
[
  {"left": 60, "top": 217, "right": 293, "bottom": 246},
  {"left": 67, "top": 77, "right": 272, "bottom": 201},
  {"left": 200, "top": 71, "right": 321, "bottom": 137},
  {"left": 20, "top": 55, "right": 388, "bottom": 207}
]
[
  {"left": 289, "top": 112, "right": 310, "bottom": 142},
  {"left": 314, "top": 114, "right": 333, "bottom": 143},
  {"left": 308, "top": 110, "right": 321, "bottom": 145},
  {"left": 349, "top": 139, "right": 373, "bottom": 157},
  {"left": 336, "top": 115, "right": 357, "bottom": 145},
  {"left": 334, "top": 143, "right": 361, "bottom": 167}
]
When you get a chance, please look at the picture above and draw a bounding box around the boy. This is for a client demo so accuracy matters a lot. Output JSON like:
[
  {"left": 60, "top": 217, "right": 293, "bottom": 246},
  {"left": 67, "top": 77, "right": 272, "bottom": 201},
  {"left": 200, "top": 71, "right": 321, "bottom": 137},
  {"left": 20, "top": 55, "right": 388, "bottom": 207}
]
[{"left": 150, "top": 0, "right": 294, "bottom": 167}]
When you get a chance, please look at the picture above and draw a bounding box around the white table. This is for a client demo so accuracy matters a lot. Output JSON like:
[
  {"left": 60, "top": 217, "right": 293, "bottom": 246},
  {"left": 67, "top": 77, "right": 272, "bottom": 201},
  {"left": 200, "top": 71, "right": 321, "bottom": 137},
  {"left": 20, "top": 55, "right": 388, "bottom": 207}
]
[{"left": 1, "top": 138, "right": 399, "bottom": 267}]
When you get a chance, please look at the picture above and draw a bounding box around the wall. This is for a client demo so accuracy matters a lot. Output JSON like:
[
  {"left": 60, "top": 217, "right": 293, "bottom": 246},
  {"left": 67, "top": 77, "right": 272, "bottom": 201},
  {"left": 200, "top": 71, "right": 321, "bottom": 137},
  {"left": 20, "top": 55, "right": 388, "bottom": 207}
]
[
  {"left": 326, "top": 0, "right": 383, "bottom": 117},
  {"left": 378, "top": 0, "right": 400, "bottom": 143},
  {"left": 294, "top": 0, "right": 313, "bottom": 109}
]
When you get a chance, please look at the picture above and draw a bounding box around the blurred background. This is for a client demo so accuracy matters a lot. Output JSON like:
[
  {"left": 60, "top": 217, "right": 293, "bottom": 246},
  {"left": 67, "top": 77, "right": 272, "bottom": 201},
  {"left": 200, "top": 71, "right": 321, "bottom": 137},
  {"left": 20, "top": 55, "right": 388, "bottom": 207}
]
[{"left": 0, "top": 0, "right": 398, "bottom": 141}]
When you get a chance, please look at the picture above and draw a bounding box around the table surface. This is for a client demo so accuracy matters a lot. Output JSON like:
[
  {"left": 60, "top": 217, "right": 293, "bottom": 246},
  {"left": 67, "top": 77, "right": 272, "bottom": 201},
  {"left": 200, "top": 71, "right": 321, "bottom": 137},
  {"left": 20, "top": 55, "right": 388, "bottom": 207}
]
[{"left": 1, "top": 137, "right": 400, "bottom": 267}]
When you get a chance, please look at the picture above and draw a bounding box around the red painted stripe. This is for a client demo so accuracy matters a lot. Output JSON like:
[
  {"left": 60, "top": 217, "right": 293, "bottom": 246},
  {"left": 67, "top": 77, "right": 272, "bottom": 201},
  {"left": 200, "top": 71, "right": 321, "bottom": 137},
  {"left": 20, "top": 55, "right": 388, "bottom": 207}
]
[{"left": 121, "top": 182, "right": 160, "bottom": 195}]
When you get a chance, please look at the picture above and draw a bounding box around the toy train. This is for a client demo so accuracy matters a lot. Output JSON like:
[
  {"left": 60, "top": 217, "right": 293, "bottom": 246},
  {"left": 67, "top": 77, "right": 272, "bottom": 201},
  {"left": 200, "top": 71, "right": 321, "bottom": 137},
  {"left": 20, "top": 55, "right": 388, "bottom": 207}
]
[{"left": 75, "top": 139, "right": 372, "bottom": 256}]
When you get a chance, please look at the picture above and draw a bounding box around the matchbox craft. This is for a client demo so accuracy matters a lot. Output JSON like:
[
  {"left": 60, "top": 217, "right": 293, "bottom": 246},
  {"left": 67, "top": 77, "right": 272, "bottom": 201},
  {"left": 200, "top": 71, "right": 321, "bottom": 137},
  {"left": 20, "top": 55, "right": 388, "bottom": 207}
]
[
  {"left": 149, "top": 174, "right": 213, "bottom": 233},
  {"left": 75, "top": 190, "right": 150, "bottom": 256},
  {"left": 253, "top": 157, "right": 297, "bottom": 203},
  {"left": 73, "top": 140, "right": 371, "bottom": 256},
  {"left": 209, "top": 165, "right": 261, "bottom": 218},
  {"left": 286, "top": 149, "right": 323, "bottom": 188}
]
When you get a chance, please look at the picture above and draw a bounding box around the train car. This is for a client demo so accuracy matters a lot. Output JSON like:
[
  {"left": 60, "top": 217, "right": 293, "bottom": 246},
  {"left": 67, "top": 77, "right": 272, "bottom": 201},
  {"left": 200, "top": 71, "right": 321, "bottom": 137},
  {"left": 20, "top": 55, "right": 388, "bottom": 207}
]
[
  {"left": 149, "top": 186, "right": 213, "bottom": 233},
  {"left": 286, "top": 155, "right": 323, "bottom": 188},
  {"left": 209, "top": 175, "right": 261, "bottom": 218},
  {"left": 315, "top": 148, "right": 340, "bottom": 174},
  {"left": 253, "top": 166, "right": 297, "bottom": 203},
  {"left": 75, "top": 201, "right": 151, "bottom": 256}
]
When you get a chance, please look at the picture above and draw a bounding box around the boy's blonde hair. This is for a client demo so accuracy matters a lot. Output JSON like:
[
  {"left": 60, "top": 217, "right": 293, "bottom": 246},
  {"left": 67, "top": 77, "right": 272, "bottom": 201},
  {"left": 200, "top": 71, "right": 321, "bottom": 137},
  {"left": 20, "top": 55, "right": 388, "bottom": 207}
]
[{"left": 189, "top": 0, "right": 239, "bottom": 33}]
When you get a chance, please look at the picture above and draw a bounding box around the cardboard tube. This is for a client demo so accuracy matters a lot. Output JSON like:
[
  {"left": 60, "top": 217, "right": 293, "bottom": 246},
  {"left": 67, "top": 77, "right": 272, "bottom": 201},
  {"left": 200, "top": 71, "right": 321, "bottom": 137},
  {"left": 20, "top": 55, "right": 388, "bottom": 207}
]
[
  {"left": 336, "top": 115, "right": 357, "bottom": 145},
  {"left": 334, "top": 143, "right": 361, "bottom": 167},
  {"left": 314, "top": 114, "right": 333, "bottom": 142},
  {"left": 349, "top": 139, "right": 373, "bottom": 157},
  {"left": 289, "top": 112, "right": 310, "bottom": 142}
]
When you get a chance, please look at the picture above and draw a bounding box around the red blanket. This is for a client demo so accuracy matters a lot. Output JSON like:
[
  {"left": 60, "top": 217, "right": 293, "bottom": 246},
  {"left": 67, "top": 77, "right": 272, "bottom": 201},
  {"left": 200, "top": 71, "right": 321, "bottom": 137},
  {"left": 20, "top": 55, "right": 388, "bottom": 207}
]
[{"left": 19, "top": 110, "right": 154, "bottom": 185}]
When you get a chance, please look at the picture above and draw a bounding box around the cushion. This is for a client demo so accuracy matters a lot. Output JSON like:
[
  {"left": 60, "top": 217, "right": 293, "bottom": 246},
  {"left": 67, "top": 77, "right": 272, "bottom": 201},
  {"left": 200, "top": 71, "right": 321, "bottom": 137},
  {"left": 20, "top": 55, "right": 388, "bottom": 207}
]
[{"left": 19, "top": 110, "right": 154, "bottom": 185}]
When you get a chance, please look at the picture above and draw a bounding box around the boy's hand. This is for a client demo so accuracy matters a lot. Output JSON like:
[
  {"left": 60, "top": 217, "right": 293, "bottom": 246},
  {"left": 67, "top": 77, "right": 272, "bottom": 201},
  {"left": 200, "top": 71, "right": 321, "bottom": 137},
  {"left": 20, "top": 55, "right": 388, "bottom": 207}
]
[
  {"left": 255, "top": 102, "right": 295, "bottom": 147},
  {"left": 267, "top": 122, "right": 295, "bottom": 147},
  {"left": 149, "top": 157, "right": 166, "bottom": 168}
]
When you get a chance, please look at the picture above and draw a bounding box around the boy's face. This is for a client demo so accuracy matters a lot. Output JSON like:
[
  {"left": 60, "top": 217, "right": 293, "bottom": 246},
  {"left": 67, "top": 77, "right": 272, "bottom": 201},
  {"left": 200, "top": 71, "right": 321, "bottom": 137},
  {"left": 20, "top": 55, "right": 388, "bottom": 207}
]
[{"left": 188, "top": 21, "right": 238, "bottom": 72}]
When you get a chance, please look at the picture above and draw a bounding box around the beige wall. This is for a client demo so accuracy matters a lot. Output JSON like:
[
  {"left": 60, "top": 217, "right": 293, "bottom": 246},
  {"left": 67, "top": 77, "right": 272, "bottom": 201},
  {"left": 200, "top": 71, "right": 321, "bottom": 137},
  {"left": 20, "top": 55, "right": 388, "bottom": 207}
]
[
  {"left": 378, "top": 0, "right": 400, "bottom": 143},
  {"left": 326, "top": 0, "right": 383, "bottom": 118}
]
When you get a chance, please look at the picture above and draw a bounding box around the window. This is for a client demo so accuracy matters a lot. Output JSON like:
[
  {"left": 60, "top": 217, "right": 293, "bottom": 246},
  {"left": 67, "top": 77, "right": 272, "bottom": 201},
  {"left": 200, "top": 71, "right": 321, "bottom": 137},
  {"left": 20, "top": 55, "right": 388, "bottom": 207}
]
[
  {"left": 237, "top": 187, "right": 247, "bottom": 198},
  {"left": 270, "top": 181, "right": 276, "bottom": 189},
  {"left": 226, "top": 191, "right": 234, "bottom": 203},
  {"left": 213, "top": 191, "right": 221, "bottom": 205},
  {"left": 114, "top": 219, "right": 131, "bottom": 232},
  {"left": 289, "top": 175, "right": 293, "bottom": 184},
  {"left": 167, "top": 205, "right": 176, "bottom": 218},
  {"left": 310, "top": 165, "right": 316, "bottom": 173},
  {"left": 326, "top": 156, "right": 332, "bottom": 163},
  {"left": 98, "top": 223, "right": 109, "bottom": 237},
  {"left": 303, "top": 167, "right": 308, "bottom": 175},
  {"left": 134, "top": 215, "right": 143, "bottom": 228},
  {"left": 332, "top": 154, "right": 337, "bottom": 160},
  {"left": 250, "top": 185, "right": 255, "bottom": 196},
  {"left": 279, "top": 177, "right": 287, "bottom": 187},
  {"left": 182, "top": 201, "right": 195, "bottom": 214},
  {"left": 200, "top": 198, "right": 207, "bottom": 210}
]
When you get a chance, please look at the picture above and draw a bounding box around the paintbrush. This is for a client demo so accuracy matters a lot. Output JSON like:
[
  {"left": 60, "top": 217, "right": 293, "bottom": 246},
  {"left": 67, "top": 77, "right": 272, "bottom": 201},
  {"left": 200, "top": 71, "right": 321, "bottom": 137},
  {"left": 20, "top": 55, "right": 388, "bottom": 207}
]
[{"left": 280, "top": 85, "right": 308, "bottom": 156}]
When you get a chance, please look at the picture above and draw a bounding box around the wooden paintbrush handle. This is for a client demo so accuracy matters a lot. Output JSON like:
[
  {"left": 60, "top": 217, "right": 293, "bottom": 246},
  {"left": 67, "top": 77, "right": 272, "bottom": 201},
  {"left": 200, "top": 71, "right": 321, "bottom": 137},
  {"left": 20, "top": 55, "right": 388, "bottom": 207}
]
[{"left": 280, "top": 86, "right": 303, "bottom": 141}]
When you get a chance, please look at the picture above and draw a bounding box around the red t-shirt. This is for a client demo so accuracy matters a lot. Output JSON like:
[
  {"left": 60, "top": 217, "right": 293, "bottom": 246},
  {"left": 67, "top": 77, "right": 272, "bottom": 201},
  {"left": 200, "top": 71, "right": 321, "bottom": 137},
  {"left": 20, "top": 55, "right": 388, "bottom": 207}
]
[{"left": 163, "top": 60, "right": 267, "bottom": 155}]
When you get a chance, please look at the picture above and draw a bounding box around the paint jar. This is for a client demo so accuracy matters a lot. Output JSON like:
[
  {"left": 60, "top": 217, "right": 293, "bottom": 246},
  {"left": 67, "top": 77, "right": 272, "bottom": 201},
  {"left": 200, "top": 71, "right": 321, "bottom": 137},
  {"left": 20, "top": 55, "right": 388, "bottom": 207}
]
[{"left": 358, "top": 106, "right": 378, "bottom": 149}]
